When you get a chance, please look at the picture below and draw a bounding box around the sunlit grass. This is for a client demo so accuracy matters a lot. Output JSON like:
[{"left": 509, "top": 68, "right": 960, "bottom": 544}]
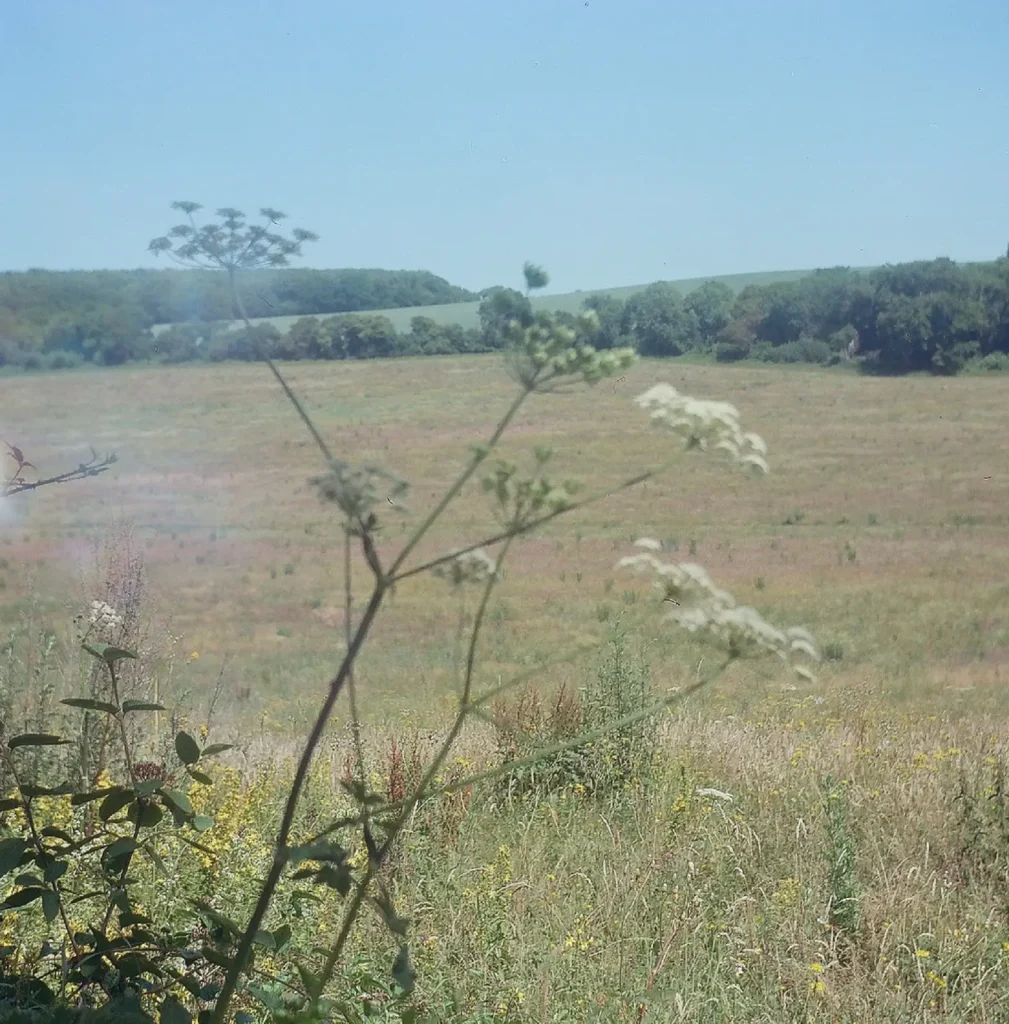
[{"left": 3, "top": 354, "right": 1009, "bottom": 1019}]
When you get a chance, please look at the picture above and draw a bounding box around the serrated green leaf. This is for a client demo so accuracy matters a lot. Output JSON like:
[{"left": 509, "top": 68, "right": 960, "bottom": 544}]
[
  {"left": 0, "top": 838, "right": 29, "bottom": 879},
  {"left": 42, "top": 890, "right": 60, "bottom": 924},
  {"left": 8, "top": 733, "right": 70, "bottom": 749},
  {"left": 174, "top": 731, "right": 201, "bottom": 765},
  {"left": 61, "top": 697, "right": 119, "bottom": 714},
  {"left": 122, "top": 701, "right": 167, "bottom": 713},
  {"left": 100, "top": 788, "right": 135, "bottom": 821}
]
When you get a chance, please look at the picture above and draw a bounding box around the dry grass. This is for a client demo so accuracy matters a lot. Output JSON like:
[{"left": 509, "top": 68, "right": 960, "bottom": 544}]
[
  {"left": 3, "top": 354, "right": 1009, "bottom": 1019},
  {"left": 2, "top": 356, "right": 1006, "bottom": 727}
]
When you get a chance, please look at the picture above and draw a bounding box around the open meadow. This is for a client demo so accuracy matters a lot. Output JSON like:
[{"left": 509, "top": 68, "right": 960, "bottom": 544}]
[{"left": 3, "top": 354, "right": 1009, "bottom": 1021}]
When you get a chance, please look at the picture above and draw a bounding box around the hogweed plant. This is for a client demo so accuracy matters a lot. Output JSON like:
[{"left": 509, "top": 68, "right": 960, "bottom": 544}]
[{"left": 0, "top": 218, "right": 820, "bottom": 1023}]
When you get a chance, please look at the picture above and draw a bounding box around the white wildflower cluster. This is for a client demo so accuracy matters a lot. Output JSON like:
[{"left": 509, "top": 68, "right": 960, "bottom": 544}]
[
  {"left": 617, "top": 540, "right": 818, "bottom": 680},
  {"left": 634, "top": 383, "right": 769, "bottom": 474},
  {"left": 432, "top": 548, "right": 497, "bottom": 588},
  {"left": 84, "top": 600, "right": 123, "bottom": 641}
]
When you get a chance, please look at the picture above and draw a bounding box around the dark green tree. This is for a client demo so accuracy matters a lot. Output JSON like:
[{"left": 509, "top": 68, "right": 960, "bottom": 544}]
[
  {"left": 523, "top": 261, "right": 550, "bottom": 296},
  {"left": 684, "top": 280, "right": 733, "bottom": 343},
  {"left": 580, "top": 294, "right": 627, "bottom": 349},
  {"left": 478, "top": 286, "right": 533, "bottom": 349},
  {"left": 622, "top": 282, "right": 700, "bottom": 356}
]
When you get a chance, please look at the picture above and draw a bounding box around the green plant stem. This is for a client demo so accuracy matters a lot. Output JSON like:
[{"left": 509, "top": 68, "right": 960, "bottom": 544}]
[
  {"left": 2, "top": 753, "right": 80, "bottom": 956},
  {"left": 212, "top": 580, "right": 387, "bottom": 1024},
  {"left": 316, "top": 866, "right": 374, "bottom": 993},
  {"left": 388, "top": 386, "right": 532, "bottom": 576},
  {"left": 392, "top": 467, "right": 659, "bottom": 584}
]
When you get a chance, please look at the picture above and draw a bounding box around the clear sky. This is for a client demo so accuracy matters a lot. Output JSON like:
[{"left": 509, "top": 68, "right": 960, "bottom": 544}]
[{"left": 2, "top": 0, "right": 1007, "bottom": 294}]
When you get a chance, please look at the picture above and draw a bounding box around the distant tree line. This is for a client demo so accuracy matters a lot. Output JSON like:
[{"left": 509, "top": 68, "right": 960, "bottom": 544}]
[
  {"left": 2, "top": 251, "right": 1008, "bottom": 376},
  {"left": 0, "top": 266, "right": 475, "bottom": 363}
]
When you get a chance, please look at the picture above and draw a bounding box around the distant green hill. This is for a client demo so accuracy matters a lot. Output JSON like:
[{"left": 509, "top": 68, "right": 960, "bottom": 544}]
[{"left": 154, "top": 268, "right": 865, "bottom": 336}]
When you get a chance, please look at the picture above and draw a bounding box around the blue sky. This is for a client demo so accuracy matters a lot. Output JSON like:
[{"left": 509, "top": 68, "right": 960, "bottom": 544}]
[{"left": 2, "top": 0, "right": 1007, "bottom": 294}]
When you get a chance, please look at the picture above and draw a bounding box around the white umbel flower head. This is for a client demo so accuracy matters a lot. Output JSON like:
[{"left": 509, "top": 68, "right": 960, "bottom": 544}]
[
  {"left": 616, "top": 549, "right": 818, "bottom": 680},
  {"left": 432, "top": 548, "right": 497, "bottom": 587},
  {"left": 634, "top": 382, "right": 769, "bottom": 474},
  {"left": 87, "top": 600, "right": 123, "bottom": 640}
]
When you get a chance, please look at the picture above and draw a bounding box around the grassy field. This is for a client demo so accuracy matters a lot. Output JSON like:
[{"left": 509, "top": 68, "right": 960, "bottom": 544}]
[
  {"left": 3, "top": 354, "right": 1009, "bottom": 1020},
  {"left": 151, "top": 267, "right": 833, "bottom": 336}
]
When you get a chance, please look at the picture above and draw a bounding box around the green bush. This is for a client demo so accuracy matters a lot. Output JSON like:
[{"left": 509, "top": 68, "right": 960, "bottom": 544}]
[
  {"left": 45, "top": 350, "right": 85, "bottom": 371},
  {"left": 965, "top": 350, "right": 1009, "bottom": 373},
  {"left": 714, "top": 341, "right": 749, "bottom": 363},
  {"left": 756, "top": 337, "right": 833, "bottom": 364}
]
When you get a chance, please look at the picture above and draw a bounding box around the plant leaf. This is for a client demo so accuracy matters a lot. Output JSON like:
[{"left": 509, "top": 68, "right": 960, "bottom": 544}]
[
  {"left": 72, "top": 788, "right": 117, "bottom": 807},
  {"left": 161, "top": 789, "right": 193, "bottom": 817},
  {"left": 200, "top": 744, "right": 233, "bottom": 758},
  {"left": 0, "top": 887, "right": 45, "bottom": 910},
  {"left": 175, "top": 732, "right": 201, "bottom": 765},
  {"left": 61, "top": 697, "right": 119, "bottom": 714},
  {"left": 82, "top": 642, "right": 139, "bottom": 664},
  {"left": 160, "top": 997, "right": 192, "bottom": 1024},
  {"left": 8, "top": 734, "right": 70, "bottom": 750},
  {"left": 100, "top": 789, "right": 136, "bottom": 821},
  {"left": 0, "top": 838, "right": 29, "bottom": 879},
  {"left": 102, "top": 837, "right": 139, "bottom": 867},
  {"left": 42, "top": 890, "right": 60, "bottom": 924},
  {"left": 122, "top": 701, "right": 167, "bottom": 713},
  {"left": 392, "top": 944, "right": 416, "bottom": 994}
]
